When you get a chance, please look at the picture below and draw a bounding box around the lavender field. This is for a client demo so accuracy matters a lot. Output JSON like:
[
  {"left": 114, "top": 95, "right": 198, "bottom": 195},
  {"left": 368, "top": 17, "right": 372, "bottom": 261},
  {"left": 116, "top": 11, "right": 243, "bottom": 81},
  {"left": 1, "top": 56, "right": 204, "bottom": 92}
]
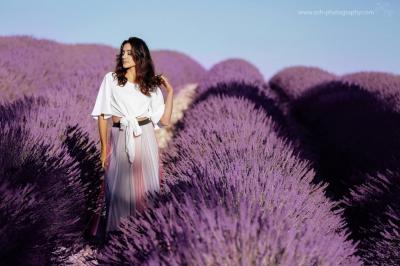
[{"left": 1, "top": 35, "right": 399, "bottom": 266}]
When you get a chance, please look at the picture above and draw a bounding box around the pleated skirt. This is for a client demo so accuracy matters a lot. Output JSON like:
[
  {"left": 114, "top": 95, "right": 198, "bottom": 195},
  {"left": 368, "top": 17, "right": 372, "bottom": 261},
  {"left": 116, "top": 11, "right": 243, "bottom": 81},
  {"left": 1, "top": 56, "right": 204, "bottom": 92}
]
[{"left": 102, "top": 121, "right": 161, "bottom": 233}]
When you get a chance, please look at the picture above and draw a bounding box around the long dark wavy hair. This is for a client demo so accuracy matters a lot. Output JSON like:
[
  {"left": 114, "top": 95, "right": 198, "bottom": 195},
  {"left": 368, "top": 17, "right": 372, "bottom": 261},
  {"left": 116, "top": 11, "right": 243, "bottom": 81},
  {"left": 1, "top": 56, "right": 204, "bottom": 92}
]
[{"left": 113, "top": 37, "right": 163, "bottom": 96}]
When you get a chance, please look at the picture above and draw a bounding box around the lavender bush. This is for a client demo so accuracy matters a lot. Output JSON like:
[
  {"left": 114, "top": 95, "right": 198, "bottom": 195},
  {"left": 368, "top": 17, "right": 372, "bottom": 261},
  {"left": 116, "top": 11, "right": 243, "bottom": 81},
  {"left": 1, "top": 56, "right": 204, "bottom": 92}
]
[
  {"left": 269, "top": 66, "right": 337, "bottom": 104},
  {"left": 290, "top": 80, "right": 400, "bottom": 200},
  {"left": 341, "top": 71, "right": 400, "bottom": 112},
  {"left": 189, "top": 81, "right": 311, "bottom": 179},
  {"left": 196, "top": 58, "right": 266, "bottom": 96},
  {"left": 0, "top": 35, "right": 115, "bottom": 102},
  {"left": 0, "top": 36, "right": 116, "bottom": 146},
  {"left": 0, "top": 96, "right": 101, "bottom": 265},
  {"left": 152, "top": 50, "right": 207, "bottom": 93},
  {"left": 266, "top": 66, "right": 339, "bottom": 180},
  {"left": 191, "top": 81, "right": 288, "bottom": 139},
  {"left": 340, "top": 170, "right": 400, "bottom": 265}
]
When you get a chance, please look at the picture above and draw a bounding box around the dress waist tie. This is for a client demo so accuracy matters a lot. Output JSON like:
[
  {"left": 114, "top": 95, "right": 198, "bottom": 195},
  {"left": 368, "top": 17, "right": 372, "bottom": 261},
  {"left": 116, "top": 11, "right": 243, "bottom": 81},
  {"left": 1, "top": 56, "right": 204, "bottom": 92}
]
[{"left": 119, "top": 116, "right": 143, "bottom": 164}]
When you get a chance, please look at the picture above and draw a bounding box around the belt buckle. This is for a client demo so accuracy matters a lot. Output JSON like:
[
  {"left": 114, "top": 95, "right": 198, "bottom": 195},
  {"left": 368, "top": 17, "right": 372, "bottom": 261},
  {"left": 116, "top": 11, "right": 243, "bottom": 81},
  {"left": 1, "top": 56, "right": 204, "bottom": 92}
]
[{"left": 138, "top": 118, "right": 150, "bottom": 126}]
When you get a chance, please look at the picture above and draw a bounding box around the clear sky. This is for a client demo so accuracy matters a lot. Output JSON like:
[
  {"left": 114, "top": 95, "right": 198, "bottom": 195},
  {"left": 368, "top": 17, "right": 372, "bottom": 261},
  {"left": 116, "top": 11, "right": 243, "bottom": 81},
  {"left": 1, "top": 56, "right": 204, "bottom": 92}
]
[{"left": 0, "top": 0, "right": 399, "bottom": 79}]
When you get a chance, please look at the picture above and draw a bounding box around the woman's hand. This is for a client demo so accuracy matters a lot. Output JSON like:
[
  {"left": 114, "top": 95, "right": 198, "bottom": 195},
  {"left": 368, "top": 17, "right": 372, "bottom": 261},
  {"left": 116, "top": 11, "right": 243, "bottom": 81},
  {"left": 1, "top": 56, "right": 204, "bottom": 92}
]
[
  {"left": 100, "top": 147, "right": 107, "bottom": 170},
  {"left": 159, "top": 74, "right": 173, "bottom": 93}
]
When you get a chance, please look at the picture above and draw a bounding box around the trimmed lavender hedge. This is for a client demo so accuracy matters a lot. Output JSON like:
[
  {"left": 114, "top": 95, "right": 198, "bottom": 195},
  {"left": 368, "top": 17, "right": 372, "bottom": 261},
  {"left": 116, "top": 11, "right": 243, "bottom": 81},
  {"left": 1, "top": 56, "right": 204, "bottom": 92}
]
[
  {"left": 0, "top": 36, "right": 116, "bottom": 146},
  {"left": 269, "top": 66, "right": 337, "bottom": 104},
  {"left": 290, "top": 80, "right": 400, "bottom": 200},
  {"left": 0, "top": 94, "right": 77, "bottom": 156},
  {"left": 0, "top": 125, "right": 84, "bottom": 264},
  {"left": 196, "top": 58, "right": 266, "bottom": 96},
  {"left": 190, "top": 81, "right": 288, "bottom": 139},
  {"left": 341, "top": 71, "right": 400, "bottom": 112},
  {"left": 266, "top": 67, "right": 339, "bottom": 165},
  {"left": 340, "top": 170, "right": 400, "bottom": 265},
  {"left": 93, "top": 95, "right": 361, "bottom": 265},
  {"left": 0, "top": 36, "right": 207, "bottom": 103},
  {"left": 188, "top": 81, "right": 312, "bottom": 177},
  {"left": 0, "top": 35, "right": 115, "bottom": 101},
  {"left": 152, "top": 50, "right": 207, "bottom": 93},
  {"left": 0, "top": 96, "right": 105, "bottom": 264}
]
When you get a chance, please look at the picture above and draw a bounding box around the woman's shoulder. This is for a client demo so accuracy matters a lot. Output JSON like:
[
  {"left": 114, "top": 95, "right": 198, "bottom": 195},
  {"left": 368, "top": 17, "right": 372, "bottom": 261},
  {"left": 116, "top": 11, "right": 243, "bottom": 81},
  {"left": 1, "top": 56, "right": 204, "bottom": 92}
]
[
  {"left": 104, "top": 71, "right": 116, "bottom": 80},
  {"left": 150, "top": 85, "right": 162, "bottom": 95},
  {"left": 103, "top": 72, "right": 120, "bottom": 87}
]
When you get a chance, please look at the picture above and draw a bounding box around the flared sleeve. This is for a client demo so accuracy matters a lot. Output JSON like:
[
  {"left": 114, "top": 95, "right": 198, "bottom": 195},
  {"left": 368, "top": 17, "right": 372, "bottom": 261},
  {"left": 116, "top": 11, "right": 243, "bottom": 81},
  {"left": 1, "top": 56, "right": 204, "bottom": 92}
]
[
  {"left": 149, "top": 86, "right": 165, "bottom": 130},
  {"left": 91, "top": 72, "right": 112, "bottom": 120}
]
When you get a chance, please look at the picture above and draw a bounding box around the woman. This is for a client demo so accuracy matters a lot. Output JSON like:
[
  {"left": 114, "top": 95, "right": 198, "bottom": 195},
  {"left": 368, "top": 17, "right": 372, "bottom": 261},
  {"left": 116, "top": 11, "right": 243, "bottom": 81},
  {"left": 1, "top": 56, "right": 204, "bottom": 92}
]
[{"left": 89, "top": 37, "right": 173, "bottom": 236}]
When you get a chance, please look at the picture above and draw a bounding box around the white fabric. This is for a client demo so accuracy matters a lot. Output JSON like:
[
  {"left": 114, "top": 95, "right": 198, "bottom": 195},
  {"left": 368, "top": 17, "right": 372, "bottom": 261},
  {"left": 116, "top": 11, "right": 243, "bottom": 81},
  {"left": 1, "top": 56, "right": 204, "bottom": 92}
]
[{"left": 90, "top": 72, "right": 165, "bottom": 163}]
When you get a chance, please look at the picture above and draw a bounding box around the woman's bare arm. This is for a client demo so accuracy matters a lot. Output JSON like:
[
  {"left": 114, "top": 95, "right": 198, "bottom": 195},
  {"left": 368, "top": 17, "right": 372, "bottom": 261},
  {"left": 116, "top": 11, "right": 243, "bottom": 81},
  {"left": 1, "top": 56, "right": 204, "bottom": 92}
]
[
  {"left": 160, "top": 89, "right": 173, "bottom": 126},
  {"left": 98, "top": 114, "right": 108, "bottom": 150},
  {"left": 159, "top": 75, "right": 174, "bottom": 127}
]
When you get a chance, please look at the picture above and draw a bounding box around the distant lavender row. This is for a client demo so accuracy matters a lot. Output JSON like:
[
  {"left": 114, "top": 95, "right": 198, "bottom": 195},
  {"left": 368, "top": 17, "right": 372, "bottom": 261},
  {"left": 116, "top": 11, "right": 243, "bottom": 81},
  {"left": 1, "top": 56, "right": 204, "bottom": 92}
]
[
  {"left": 95, "top": 91, "right": 361, "bottom": 265},
  {"left": 152, "top": 50, "right": 206, "bottom": 93},
  {"left": 196, "top": 58, "right": 266, "bottom": 96},
  {"left": 0, "top": 36, "right": 115, "bottom": 102},
  {"left": 268, "top": 67, "right": 400, "bottom": 114},
  {"left": 290, "top": 79, "right": 400, "bottom": 197},
  {"left": 341, "top": 71, "right": 400, "bottom": 112},
  {"left": 269, "top": 66, "right": 337, "bottom": 103},
  {"left": 268, "top": 67, "right": 400, "bottom": 104},
  {"left": 0, "top": 35, "right": 206, "bottom": 101}
]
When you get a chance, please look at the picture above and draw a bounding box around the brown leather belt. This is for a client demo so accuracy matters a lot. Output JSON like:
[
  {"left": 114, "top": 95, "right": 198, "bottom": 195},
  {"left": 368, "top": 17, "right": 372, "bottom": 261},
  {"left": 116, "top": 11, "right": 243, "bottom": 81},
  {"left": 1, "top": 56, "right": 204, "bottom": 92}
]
[{"left": 112, "top": 117, "right": 152, "bottom": 128}]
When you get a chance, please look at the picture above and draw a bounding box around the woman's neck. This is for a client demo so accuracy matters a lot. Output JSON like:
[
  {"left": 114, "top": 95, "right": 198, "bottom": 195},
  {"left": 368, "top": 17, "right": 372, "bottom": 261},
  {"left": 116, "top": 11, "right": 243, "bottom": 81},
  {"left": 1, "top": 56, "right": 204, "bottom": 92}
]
[{"left": 125, "top": 68, "right": 136, "bottom": 83}]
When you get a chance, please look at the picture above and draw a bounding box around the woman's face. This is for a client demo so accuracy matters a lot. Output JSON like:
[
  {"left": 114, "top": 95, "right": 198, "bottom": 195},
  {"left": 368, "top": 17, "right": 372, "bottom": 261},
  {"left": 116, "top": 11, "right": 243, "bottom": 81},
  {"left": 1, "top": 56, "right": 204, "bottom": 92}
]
[{"left": 121, "top": 43, "right": 135, "bottom": 69}]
